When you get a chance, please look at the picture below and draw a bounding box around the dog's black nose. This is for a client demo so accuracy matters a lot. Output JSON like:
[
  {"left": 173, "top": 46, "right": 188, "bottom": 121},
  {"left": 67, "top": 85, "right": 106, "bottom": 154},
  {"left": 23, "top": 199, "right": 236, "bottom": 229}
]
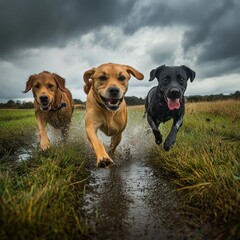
[
  {"left": 170, "top": 88, "right": 180, "bottom": 95},
  {"left": 108, "top": 87, "right": 120, "bottom": 97},
  {"left": 169, "top": 88, "right": 180, "bottom": 98},
  {"left": 39, "top": 95, "right": 49, "bottom": 105}
]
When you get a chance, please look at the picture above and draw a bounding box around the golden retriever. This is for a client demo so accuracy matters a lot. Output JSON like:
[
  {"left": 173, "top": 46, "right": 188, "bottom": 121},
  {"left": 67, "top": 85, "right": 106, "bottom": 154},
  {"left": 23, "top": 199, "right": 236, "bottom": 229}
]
[{"left": 23, "top": 71, "right": 74, "bottom": 150}]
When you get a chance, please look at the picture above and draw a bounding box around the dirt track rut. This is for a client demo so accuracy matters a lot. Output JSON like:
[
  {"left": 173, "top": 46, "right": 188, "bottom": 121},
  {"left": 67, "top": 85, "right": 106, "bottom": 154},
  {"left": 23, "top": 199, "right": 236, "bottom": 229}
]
[{"left": 81, "top": 125, "right": 213, "bottom": 240}]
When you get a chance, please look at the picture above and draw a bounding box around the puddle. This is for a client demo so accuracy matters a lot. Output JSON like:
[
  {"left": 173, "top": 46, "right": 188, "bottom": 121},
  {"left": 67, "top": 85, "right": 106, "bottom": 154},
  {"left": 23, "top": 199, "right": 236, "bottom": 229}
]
[
  {"left": 17, "top": 148, "right": 33, "bottom": 161},
  {"left": 3, "top": 110, "right": 86, "bottom": 163},
  {"left": 8, "top": 126, "right": 72, "bottom": 162},
  {"left": 80, "top": 122, "right": 207, "bottom": 240}
]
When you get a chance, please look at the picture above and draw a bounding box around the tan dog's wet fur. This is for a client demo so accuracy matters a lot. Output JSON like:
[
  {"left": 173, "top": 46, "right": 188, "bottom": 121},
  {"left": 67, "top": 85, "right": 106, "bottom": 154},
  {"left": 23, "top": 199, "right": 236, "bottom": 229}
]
[
  {"left": 24, "top": 71, "right": 74, "bottom": 150},
  {"left": 83, "top": 63, "right": 144, "bottom": 167}
]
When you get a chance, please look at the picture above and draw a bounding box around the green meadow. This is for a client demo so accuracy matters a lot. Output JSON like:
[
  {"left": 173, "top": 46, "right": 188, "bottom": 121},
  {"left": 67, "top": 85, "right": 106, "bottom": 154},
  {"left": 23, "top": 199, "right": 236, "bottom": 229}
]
[
  {"left": 151, "top": 100, "right": 240, "bottom": 237},
  {"left": 0, "top": 100, "right": 239, "bottom": 239}
]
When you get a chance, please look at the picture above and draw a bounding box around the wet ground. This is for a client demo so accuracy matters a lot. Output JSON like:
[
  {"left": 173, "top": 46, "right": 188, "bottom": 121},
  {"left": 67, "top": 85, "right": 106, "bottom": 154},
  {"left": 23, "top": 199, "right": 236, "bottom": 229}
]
[
  {"left": 8, "top": 113, "right": 216, "bottom": 239},
  {"left": 81, "top": 124, "right": 214, "bottom": 240}
]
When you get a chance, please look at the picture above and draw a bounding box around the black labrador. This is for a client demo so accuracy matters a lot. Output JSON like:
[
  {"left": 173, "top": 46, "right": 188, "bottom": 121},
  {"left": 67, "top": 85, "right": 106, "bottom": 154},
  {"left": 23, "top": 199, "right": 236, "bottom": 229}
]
[{"left": 145, "top": 65, "right": 195, "bottom": 150}]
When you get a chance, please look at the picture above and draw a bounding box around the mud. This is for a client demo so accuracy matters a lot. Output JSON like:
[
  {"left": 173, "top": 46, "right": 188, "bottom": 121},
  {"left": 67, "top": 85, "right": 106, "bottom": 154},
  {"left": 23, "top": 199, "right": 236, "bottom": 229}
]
[
  {"left": 7, "top": 111, "right": 217, "bottom": 239},
  {"left": 10, "top": 126, "right": 68, "bottom": 162},
  {"left": 81, "top": 123, "right": 214, "bottom": 240}
]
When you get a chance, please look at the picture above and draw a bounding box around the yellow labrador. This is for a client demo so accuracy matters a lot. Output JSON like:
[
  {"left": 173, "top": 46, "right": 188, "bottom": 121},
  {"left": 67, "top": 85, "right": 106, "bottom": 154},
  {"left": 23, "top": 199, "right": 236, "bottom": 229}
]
[
  {"left": 83, "top": 63, "right": 144, "bottom": 167},
  {"left": 23, "top": 71, "right": 74, "bottom": 150}
]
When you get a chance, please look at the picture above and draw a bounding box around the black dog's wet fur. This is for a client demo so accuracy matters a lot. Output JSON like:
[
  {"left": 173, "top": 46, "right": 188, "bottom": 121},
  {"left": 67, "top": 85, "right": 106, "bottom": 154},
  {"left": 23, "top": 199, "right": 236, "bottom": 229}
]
[{"left": 145, "top": 65, "right": 195, "bottom": 151}]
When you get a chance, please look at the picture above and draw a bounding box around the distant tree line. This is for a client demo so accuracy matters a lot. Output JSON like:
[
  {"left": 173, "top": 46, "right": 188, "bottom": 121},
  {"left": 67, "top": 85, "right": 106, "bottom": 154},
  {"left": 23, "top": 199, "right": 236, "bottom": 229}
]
[
  {"left": 125, "top": 91, "right": 240, "bottom": 105},
  {"left": 73, "top": 99, "right": 84, "bottom": 105},
  {"left": 0, "top": 99, "right": 86, "bottom": 109},
  {"left": 186, "top": 91, "right": 240, "bottom": 102},
  {"left": 125, "top": 96, "right": 145, "bottom": 105},
  {"left": 0, "top": 97, "right": 146, "bottom": 109},
  {"left": 0, "top": 100, "right": 35, "bottom": 109},
  {"left": 0, "top": 91, "right": 239, "bottom": 109}
]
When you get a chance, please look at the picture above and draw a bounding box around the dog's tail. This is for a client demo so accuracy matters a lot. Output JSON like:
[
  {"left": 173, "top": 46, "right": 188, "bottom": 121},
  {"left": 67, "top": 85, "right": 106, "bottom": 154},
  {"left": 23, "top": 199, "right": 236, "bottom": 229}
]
[{"left": 83, "top": 79, "right": 92, "bottom": 94}]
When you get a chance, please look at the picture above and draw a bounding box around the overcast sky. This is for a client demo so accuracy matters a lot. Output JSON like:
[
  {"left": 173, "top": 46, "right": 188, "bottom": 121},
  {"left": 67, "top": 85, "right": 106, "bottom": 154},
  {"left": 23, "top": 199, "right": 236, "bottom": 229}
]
[{"left": 0, "top": 0, "right": 239, "bottom": 102}]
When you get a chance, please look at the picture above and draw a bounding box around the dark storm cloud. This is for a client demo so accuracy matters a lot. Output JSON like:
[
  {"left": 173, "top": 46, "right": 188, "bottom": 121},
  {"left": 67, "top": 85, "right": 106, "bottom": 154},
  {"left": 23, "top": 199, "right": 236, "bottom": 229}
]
[
  {"left": 1, "top": 0, "right": 240, "bottom": 71},
  {"left": 0, "top": 0, "right": 239, "bottom": 102},
  {"left": 123, "top": 0, "right": 240, "bottom": 78},
  {"left": 82, "top": 0, "right": 237, "bottom": 79},
  {"left": 0, "top": 0, "right": 135, "bottom": 59},
  {"left": 123, "top": 0, "right": 211, "bottom": 34},
  {"left": 182, "top": 0, "right": 240, "bottom": 76}
]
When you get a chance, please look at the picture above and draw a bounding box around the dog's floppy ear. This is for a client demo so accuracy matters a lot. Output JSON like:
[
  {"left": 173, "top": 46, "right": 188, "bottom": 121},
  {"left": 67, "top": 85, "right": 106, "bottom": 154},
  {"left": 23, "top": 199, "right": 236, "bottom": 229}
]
[
  {"left": 23, "top": 75, "right": 35, "bottom": 93},
  {"left": 83, "top": 68, "right": 95, "bottom": 94},
  {"left": 124, "top": 65, "right": 144, "bottom": 80},
  {"left": 181, "top": 65, "right": 196, "bottom": 82},
  {"left": 53, "top": 73, "right": 67, "bottom": 92},
  {"left": 149, "top": 65, "right": 165, "bottom": 81}
]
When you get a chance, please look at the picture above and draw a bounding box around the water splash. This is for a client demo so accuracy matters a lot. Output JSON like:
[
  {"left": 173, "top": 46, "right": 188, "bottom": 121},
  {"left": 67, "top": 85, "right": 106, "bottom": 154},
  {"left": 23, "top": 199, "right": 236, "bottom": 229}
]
[{"left": 80, "top": 109, "right": 190, "bottom": 239}]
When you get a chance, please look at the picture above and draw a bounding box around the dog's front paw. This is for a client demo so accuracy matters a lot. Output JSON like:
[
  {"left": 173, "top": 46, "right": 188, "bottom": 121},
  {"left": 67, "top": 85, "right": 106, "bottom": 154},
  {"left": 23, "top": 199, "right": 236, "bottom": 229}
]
[
  {"left": 97, "top": 156, "right": 115, "bottom": 168},
  {"left": 163, "top": 138, "right": 175, "bottom": 151},
  {"left": 153, "top": 130, "right": 162, "bottom": 145},
  {"left": 40, "top": 140, "right": 50, "bottom": 151},
  {"left": 155, "top": 135, "right": 162, "bottom": 145},
  {"left": 155, "top": 137, "right": 162, "bottom": 145}
]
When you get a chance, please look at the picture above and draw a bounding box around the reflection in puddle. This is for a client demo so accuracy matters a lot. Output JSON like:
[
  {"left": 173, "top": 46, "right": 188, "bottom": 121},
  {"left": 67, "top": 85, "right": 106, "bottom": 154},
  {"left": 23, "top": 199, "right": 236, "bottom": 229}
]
[
  {"left": 17, "top": 149, "right": 32, "bottom": 161},
  {"left": 81, "top": 120, "right": 189, "bottom": 239}
]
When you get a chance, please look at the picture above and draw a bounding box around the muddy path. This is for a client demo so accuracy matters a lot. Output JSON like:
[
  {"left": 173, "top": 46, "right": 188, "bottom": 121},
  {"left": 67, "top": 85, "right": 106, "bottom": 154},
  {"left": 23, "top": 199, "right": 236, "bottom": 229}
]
[
  {"left": 6, "top": 111, "right": 216, "bottom": 239},
  {"left": 81, "top": 123, "right": 214, "bottom": 240}
]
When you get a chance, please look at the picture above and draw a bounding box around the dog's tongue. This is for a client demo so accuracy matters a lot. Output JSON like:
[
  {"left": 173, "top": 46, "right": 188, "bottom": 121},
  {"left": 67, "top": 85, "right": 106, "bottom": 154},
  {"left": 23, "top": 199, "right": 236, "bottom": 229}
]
[
  {"left": 167, "top": 98, "right": 180, "bottom": 110},
  {"left": 108, "top": 99, "right": 118, "bottom": 105}
]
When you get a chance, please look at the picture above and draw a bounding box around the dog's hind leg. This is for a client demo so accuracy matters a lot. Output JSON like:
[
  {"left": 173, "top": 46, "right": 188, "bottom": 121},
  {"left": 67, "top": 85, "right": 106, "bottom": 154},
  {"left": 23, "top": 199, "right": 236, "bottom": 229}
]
[
  {"left": 164, "top": 117, "right": 183, "bottom": 151},
  {"left": 109, "top": 133, "right": 122, "bottom": 157},
  {"left": 147, "top": 114, "right": 162, "bottom": 145}
]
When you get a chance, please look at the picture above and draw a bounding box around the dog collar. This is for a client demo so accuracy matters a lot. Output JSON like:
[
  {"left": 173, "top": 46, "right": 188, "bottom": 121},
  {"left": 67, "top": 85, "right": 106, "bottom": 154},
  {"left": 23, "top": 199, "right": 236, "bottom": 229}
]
[{"left": 49, "top": 102, "right": 67, "bottom": 112}]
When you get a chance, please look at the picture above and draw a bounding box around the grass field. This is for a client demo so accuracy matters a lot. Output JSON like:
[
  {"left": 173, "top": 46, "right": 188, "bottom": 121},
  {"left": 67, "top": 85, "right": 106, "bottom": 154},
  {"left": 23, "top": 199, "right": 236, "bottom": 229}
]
[
  {"left": 0, "top": 100, "right": 239, "bottom": 239},
  {"left": 0, "top": 110, "right": 36, "bottom": 159},
  {"left": 151, "top": 100, "right": 240, "bottom": 238}
]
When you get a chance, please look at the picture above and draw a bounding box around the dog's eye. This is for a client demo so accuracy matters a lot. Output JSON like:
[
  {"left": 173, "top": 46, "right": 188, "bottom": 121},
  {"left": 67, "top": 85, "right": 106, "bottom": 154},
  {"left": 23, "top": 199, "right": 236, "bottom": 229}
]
[
  {"left": 34, "top": 84, "right": 40, "bottom": 89},
  {"left": 48, "top": 83, "right": 54, "bottom": 88},
  {"left": 162, "top": 77, "right": 169, "bottom": 83},
  {"left": 118, "top": 76, "right": 126, "bottom": 81},
  {"left": 178, "top": 77, "right": 185, "bottom": 83},
  {"left": 99, "top": 75, "right": 107, "bottom": 81}
]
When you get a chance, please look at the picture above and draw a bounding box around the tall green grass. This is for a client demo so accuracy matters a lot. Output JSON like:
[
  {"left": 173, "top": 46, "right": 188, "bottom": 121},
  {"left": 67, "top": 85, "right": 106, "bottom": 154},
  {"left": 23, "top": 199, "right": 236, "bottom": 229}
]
[
  {"left": 150, "top": 100, "right": 240, "bottom": 238},
  {"left": 0, "top": 109, "right": 36, "bottom": 158},
  {"left": 0, "top": 145, "right": 89, "bottom": 239},
  {"left": 0, "top": 109, "right": 89, "bottom": 239}
]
